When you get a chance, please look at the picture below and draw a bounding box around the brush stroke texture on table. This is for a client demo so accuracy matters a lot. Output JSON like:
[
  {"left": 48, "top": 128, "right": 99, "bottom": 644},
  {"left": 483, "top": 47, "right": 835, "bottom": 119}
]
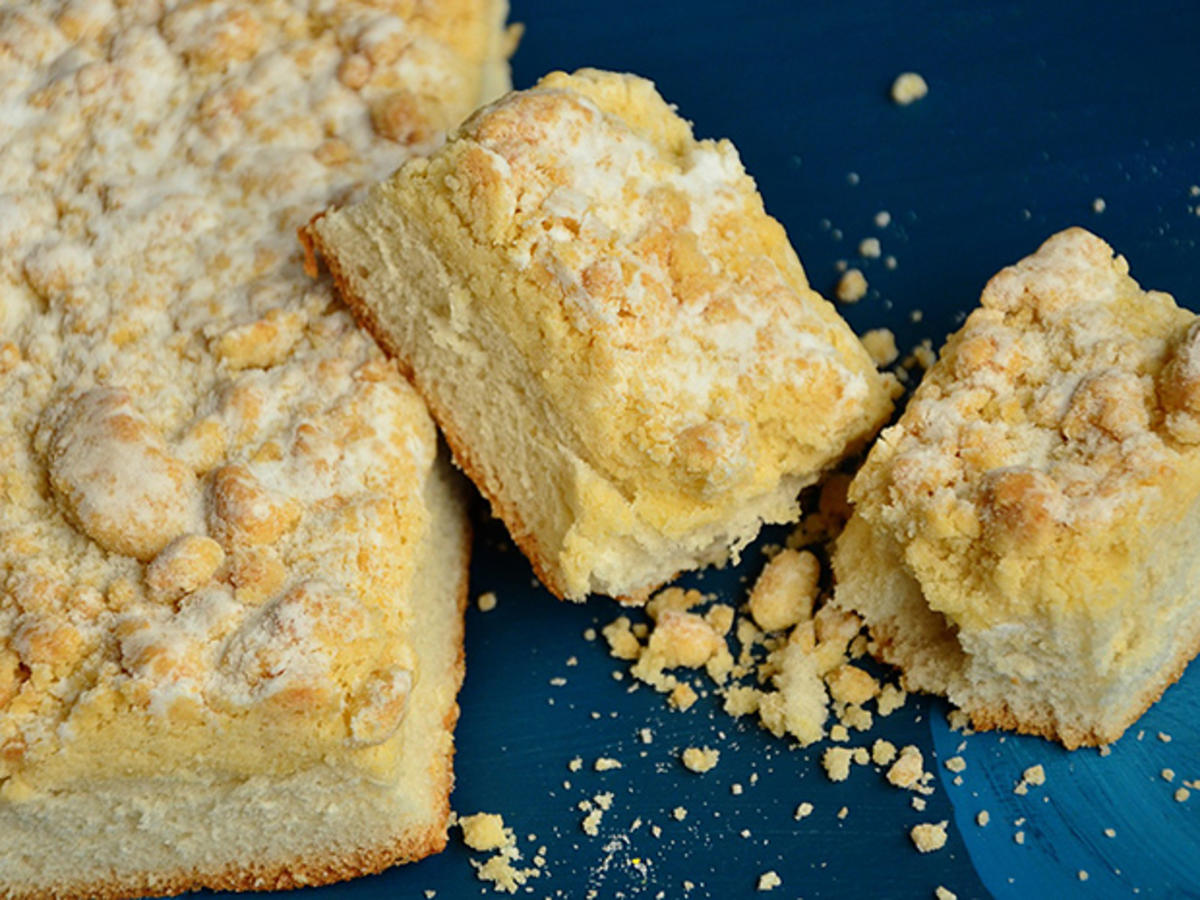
[{"left": 205, "top": 1, "right": 1200, "bottom": 898}]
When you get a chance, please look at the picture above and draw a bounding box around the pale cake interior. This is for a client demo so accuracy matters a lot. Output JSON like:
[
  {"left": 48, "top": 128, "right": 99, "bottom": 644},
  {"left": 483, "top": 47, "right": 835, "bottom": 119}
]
[
  {"left": 834, "top": 228, "right": 1200, "bottom": 748},
  {"left": 307, "top": 68, "right": 898, "bottom": 601}
]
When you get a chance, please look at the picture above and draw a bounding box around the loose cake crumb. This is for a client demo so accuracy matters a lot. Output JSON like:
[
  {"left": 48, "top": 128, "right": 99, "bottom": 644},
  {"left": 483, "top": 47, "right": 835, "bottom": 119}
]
[
  {"left": 1014, "top": 831, "right": 1026, "bottom": 845},
  {"left": 568, "top": 757, "right": 582, "bottom": 772},
  {"left": 580, "top": 792, "right": 615, "bottom": 836},
  {"left": 1158, "top": 731, "right": 1173, "bottom": 743},
  {"left": 1175, "top": 787, "right": 1190, "bottom": 802},
  {"left": 459, "top": 813, "right": 539, "bottom": 894},
  {"left": 1162, "top": 768, "right": 1176, "bottom": 782},
  {"left": 477, "top": 591, "right": 498, "bottom": 612},
  {"left": 862, "top": 328, "right": 900, "bottom": 367},
  {"left": 976, "top": 810, "right": 990, "bottom": 827},
  {"left": 472, "top": 854, "right": 539, "bottom": 894},
  {"left": 872, "top": 739, "right": 898, "bottom": 766},
  {"left": 748, "top": 549, "right": 821, "bottom": 631},
  {"left": 460, "top": 813, "right": 512, "bottom": 852},
  {"left": 581, "top": 808, "right": 604, "bottom": 837},
  {"left": 670, "top": 682, "right": 699, "bottom": 711},
  {"left": 639, "top": 727, "right": 654, "bottom": 744},
  {"left": 829, "top": 724, "right": 850, "bottom": 743},
  {"left": 876, "top": 684, "right": 907, "bottom": 716},
  {"left": 1092, "top": 197, "right": 1106, "bottom": 213},
  {"left": 595, "top": 757, "right": 622, "bottom": 772},
  {"left": 837, "top": 806, "right": 849, "bottom": 820},
  {"left": 887, "top": 746, "right": 926, "bottom": 790},
  {"left": 891, "top": 72, "right": 929, "bottom": 105},
  {"left": 1078, "top": 870, "right": 1089, "bottom": 882},
  {"left": 827, "top": 665, "right": 880, "bottom": 706},
  {"left": 911, "top": 797, "right": 927, "bottom": 812},
  {"left": 906, "top": 339, "right": 937, "bottom": 371},
  {"left": 757, "top": 871, "right": 782, "bottom": 891},
  {"left": 947, "top": 709, "right": 972, "bottom": 732},
  {"left": 1015, "top": 764, "right": 1046, "bottom": 794},
  {"left": 672, "top": 806, "right": 688, "bottom": 821},
  {"left": 935, "top": 888, "right": 957, "bottom": 900},
  {"left": 823, "top": 747, "right": 854, "bottom": 782},
  {"left": 836, "top": 268, "right": 869, "bottom": 303},
  {"left": 1104, "top": 828, "right": 1116, "bottom": 838},
  {"left": 603, "top": 617, "right": 642, "bottom": 660},
  {"left": 859, "top": 237, "right": 882, "bottom": 259},
  {"left": 910, "top": 821, "right": 948, "bottom": 853},
  {"left": 795, "top": 802, "right": 814, "bottom": 820},
  {"left": 944, "top": 756, "right": 966, "bottom": 774},
  {"left": 681, "top": 747, "right": 721, "bottom": 773},
  {"left": 731, "top": 783, "right": 744, "bottom": 795},
  {"left": 875, "top": 210, "right": 892, "bottom": 228}
]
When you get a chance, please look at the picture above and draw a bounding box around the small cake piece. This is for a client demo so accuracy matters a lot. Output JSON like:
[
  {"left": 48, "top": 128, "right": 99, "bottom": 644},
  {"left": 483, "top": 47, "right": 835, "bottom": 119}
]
[
  {"left": 834, "top": 228, "right": 1200, "bottom": 748},
  {"left": 304, "top": 68, "right": 897, "bottom": 601}
]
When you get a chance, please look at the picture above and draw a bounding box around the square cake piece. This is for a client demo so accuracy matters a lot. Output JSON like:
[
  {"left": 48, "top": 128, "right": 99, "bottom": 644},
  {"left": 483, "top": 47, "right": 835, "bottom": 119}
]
[
  {"left": 303, "top": 68, "right": 897, "bottom": 601},
  {"left": 834, "top": 228, "right": 1200, "bottom": 748},
  {"left": 0, "top": 2, "right": 511, "bottom": 897}
]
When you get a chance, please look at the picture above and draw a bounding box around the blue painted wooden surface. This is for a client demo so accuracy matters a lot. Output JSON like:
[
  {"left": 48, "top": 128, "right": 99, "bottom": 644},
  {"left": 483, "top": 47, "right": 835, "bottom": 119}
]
[{"left": 211, "top": 2, "right": 1200, "bottom": 897}]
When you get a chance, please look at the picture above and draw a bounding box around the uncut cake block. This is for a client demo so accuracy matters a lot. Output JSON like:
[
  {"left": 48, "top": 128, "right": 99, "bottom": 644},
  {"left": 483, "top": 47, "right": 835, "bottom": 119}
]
[
  {"left": 304, "top": 68, "right": 897, "bottom": 602},
  {"left": 834, "top": 228, "right": 1200, "bottom": 748},
  {"left": 0, "top": 1, "right": 511, "bottom": 897}
]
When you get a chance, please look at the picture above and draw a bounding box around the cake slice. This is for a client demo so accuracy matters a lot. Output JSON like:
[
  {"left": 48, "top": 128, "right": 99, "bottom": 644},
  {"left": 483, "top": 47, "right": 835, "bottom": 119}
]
[
  {"left": 833, "top": 228, "right": 1200, "bottom": 748},
  {"left": 303, "top": 68, "right": 897, "bottom": 602},
  {"left": 0, "top": 2, "right": 511, "bottom": 897}
]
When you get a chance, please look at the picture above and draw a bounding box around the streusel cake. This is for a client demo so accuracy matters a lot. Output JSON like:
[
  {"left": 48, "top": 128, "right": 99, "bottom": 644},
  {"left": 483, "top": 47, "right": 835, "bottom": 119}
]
[
  {"left": 834, "top": 228, "right": 1200, "bottom": 748},
  {"left": 0, "top": 2, "right": 512, "bottom": 897},
  {"left": 303, "top": 68, "right": 898, "bottom": 601}
]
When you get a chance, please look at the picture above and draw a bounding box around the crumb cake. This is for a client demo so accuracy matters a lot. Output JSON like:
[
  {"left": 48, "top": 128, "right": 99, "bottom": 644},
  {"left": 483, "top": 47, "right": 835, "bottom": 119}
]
[
  {"left": 0, "top": 2, "right": 513, "bottom": 897},
  {"left": 303, "top": 68, "right": 897, "bottom": 601},
  {"left": 834, "top": 228, "right": 1200, "bottom": 748}
]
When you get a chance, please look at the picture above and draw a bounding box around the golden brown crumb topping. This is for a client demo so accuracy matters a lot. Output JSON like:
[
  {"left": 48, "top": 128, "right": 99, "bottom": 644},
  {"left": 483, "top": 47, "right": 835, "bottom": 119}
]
[
  {"left": 0, "top": 0, "right": 503, "bottom": 788},
  {"left": 404, "top": 68, "right": 895, "bottom": 519},
  {"left": 848, "top": 228, "right": 1199, "bottom": 627}
]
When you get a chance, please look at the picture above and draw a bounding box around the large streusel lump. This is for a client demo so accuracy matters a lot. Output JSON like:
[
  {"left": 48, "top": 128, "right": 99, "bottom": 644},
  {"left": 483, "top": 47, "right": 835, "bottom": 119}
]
[
  {"left": 834, "top": 228, "right": 1200, "bottom": 748},
  {"left": 303, "top": 68, "right": 898, "bottom": 602},
  {"left": 0, "top": 2, "right": 512, "bottom": 898}
]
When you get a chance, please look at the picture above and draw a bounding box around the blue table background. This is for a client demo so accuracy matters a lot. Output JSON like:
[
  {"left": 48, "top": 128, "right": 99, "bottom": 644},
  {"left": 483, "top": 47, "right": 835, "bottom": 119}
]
[{"left": 222, "top": 2, "right": 1200, "bottom": 898}]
